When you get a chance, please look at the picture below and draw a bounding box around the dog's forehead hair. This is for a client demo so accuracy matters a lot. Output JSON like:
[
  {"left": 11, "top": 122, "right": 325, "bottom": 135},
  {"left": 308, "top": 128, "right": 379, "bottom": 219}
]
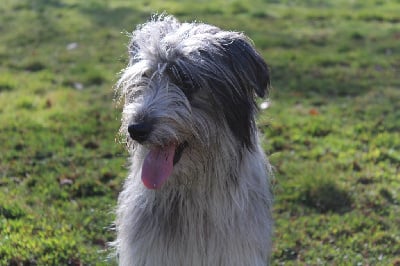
[
  {"left": 130, "top": 16, "right": 225, "bottom": 59},
  {"left": 128, "top": 17, "right": 269, "bottom": 87}
]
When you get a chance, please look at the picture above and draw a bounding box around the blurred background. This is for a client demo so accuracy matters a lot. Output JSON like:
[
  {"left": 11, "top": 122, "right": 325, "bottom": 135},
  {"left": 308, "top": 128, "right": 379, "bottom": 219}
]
[{"left": 0, "top": 0, "right": 399, "bottom": 265}]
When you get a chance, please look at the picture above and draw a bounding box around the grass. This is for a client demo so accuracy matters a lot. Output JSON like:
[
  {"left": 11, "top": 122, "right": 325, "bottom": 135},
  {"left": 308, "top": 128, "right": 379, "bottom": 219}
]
[{"left": 0, "top": 0, "right": 399, "bottom": 265}]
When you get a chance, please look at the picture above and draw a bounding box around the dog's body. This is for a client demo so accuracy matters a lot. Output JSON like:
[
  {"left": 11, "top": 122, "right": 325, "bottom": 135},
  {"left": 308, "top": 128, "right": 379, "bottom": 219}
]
[{"left": 115, "top": 15, "right": 273, "bottom": 266}]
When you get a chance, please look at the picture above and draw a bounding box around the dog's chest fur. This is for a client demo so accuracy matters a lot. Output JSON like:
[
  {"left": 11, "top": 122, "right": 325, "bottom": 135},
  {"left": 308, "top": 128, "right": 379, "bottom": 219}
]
[{"left": 117, "top": 147, "right": 272, "bottom": 266}]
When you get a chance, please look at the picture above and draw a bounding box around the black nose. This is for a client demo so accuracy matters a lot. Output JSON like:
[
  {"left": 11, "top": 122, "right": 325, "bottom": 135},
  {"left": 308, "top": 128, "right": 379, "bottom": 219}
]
[{"left": 128, "top": 121, "right": 152, "bottom": 142}]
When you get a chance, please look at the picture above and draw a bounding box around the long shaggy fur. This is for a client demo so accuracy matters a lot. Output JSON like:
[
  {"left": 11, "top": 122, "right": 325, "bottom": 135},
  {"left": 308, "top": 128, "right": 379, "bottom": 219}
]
[{"left": 114, "top": 15, "right": 273, "bottom": 266}]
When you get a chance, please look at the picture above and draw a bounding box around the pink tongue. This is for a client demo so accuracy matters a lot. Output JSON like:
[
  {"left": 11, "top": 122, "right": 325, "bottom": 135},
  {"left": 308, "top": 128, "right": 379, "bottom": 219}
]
[{"left": 141, "top": 144, "right": 176, "bottom": 189}]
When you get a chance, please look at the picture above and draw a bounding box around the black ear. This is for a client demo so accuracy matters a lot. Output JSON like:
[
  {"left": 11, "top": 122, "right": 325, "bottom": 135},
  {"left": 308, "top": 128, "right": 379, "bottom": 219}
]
[
  {"left": 192, "top": 35, "right": 270, "bottom": 149},
  {"left": 221, "top": 37, "right": 270, "bottom": 98}
]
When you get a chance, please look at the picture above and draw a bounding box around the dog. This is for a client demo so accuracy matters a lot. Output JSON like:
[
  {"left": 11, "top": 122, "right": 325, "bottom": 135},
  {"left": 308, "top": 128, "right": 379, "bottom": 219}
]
[{"left": 114, "top": 14, "right": 273, "bottom": 266}]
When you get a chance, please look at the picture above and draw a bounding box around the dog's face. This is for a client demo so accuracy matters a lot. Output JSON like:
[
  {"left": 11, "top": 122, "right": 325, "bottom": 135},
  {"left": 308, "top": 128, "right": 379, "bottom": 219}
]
[{"left": 117, "top": 15, "right": 270, "bottom": 189}]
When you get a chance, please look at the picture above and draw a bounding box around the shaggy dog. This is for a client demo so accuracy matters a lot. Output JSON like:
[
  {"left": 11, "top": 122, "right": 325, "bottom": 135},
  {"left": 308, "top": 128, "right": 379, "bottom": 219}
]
[{"left": 114, "top": 15, "right": 273, "bottom": 266}]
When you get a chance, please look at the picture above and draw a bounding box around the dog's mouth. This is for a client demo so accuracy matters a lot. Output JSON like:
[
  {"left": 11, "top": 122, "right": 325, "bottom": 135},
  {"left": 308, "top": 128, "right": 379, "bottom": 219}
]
[{"left": 141, "top": 141, "right": 188, "bottom": 189}]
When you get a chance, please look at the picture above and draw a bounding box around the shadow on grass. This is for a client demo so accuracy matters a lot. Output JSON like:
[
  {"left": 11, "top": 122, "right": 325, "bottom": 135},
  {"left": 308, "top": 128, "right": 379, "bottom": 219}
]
[
  {"left": 301, "top": 179, "right": 353, "bottom": 213},
  {"left": 79, "top": 3, "right": 150, "bottom": 30}
]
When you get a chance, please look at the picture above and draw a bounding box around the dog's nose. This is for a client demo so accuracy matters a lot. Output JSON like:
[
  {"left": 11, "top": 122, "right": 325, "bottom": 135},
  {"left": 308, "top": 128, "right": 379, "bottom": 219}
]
[{"left": 128, "top": 122, "right": 152, "bottom": 142}]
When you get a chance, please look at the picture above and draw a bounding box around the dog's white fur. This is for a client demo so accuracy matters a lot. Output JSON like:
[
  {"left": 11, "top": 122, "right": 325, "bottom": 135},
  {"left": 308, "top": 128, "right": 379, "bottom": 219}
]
[{"left": 114, "top": 15, "right": 273, "bottom": 266}]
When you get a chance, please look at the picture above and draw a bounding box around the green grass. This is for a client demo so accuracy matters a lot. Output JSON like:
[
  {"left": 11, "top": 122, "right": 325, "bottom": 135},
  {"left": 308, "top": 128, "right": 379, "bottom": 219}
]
[{"left": 0, "top": 0, "right": 399, "bottom": 265}]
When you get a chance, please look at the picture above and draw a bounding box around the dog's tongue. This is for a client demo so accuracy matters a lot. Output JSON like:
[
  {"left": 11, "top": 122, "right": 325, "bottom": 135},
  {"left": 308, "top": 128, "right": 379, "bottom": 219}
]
[{"left": 141, "top": 144, "right": 176, "bottom": 189}]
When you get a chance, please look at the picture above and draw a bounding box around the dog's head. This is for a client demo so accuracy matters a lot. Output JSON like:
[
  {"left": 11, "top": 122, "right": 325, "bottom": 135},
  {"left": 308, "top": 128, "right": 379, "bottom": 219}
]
[{"left": 116, "top": 15, "right": 270, "bottom": 189}]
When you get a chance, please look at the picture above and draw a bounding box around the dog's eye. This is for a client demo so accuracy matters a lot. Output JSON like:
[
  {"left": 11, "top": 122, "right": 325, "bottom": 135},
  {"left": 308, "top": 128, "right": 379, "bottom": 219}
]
[
  {"left": 142, "top": 72, "right": 150, "bottom": 79},
  {"left": 167, "top": 65, "right": 197, "bottom": 100},
  {"left": 176, "top": 77, "right": 196, "bottom": 101},
  {"left": 127, "top": 89, "right": 143, "bottom": 102}
]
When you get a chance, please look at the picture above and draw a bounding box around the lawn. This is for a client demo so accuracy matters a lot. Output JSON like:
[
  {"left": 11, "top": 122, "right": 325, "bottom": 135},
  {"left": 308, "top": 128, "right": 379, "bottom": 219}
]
[{"left": 0, "top": 0, "right": 399, "bottom": 265}]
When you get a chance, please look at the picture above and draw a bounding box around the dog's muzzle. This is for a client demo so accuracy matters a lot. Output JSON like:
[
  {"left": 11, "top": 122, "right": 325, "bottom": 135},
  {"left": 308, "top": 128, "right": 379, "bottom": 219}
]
[
  {"left": 127, "top": 121, "right": 188, "bottom": 189},
  {"left": 128, "top": 121, "right": 152, "bottom": 142}
]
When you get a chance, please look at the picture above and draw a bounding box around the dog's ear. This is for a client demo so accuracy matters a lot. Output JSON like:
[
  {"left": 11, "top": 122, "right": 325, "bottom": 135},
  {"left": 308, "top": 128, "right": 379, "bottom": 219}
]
[
  {"left": 221, "top": 37, "right": 270, "bottom": 98},
  {"left": 197, "top": 36, "right": 270, "bottom": 148}
]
